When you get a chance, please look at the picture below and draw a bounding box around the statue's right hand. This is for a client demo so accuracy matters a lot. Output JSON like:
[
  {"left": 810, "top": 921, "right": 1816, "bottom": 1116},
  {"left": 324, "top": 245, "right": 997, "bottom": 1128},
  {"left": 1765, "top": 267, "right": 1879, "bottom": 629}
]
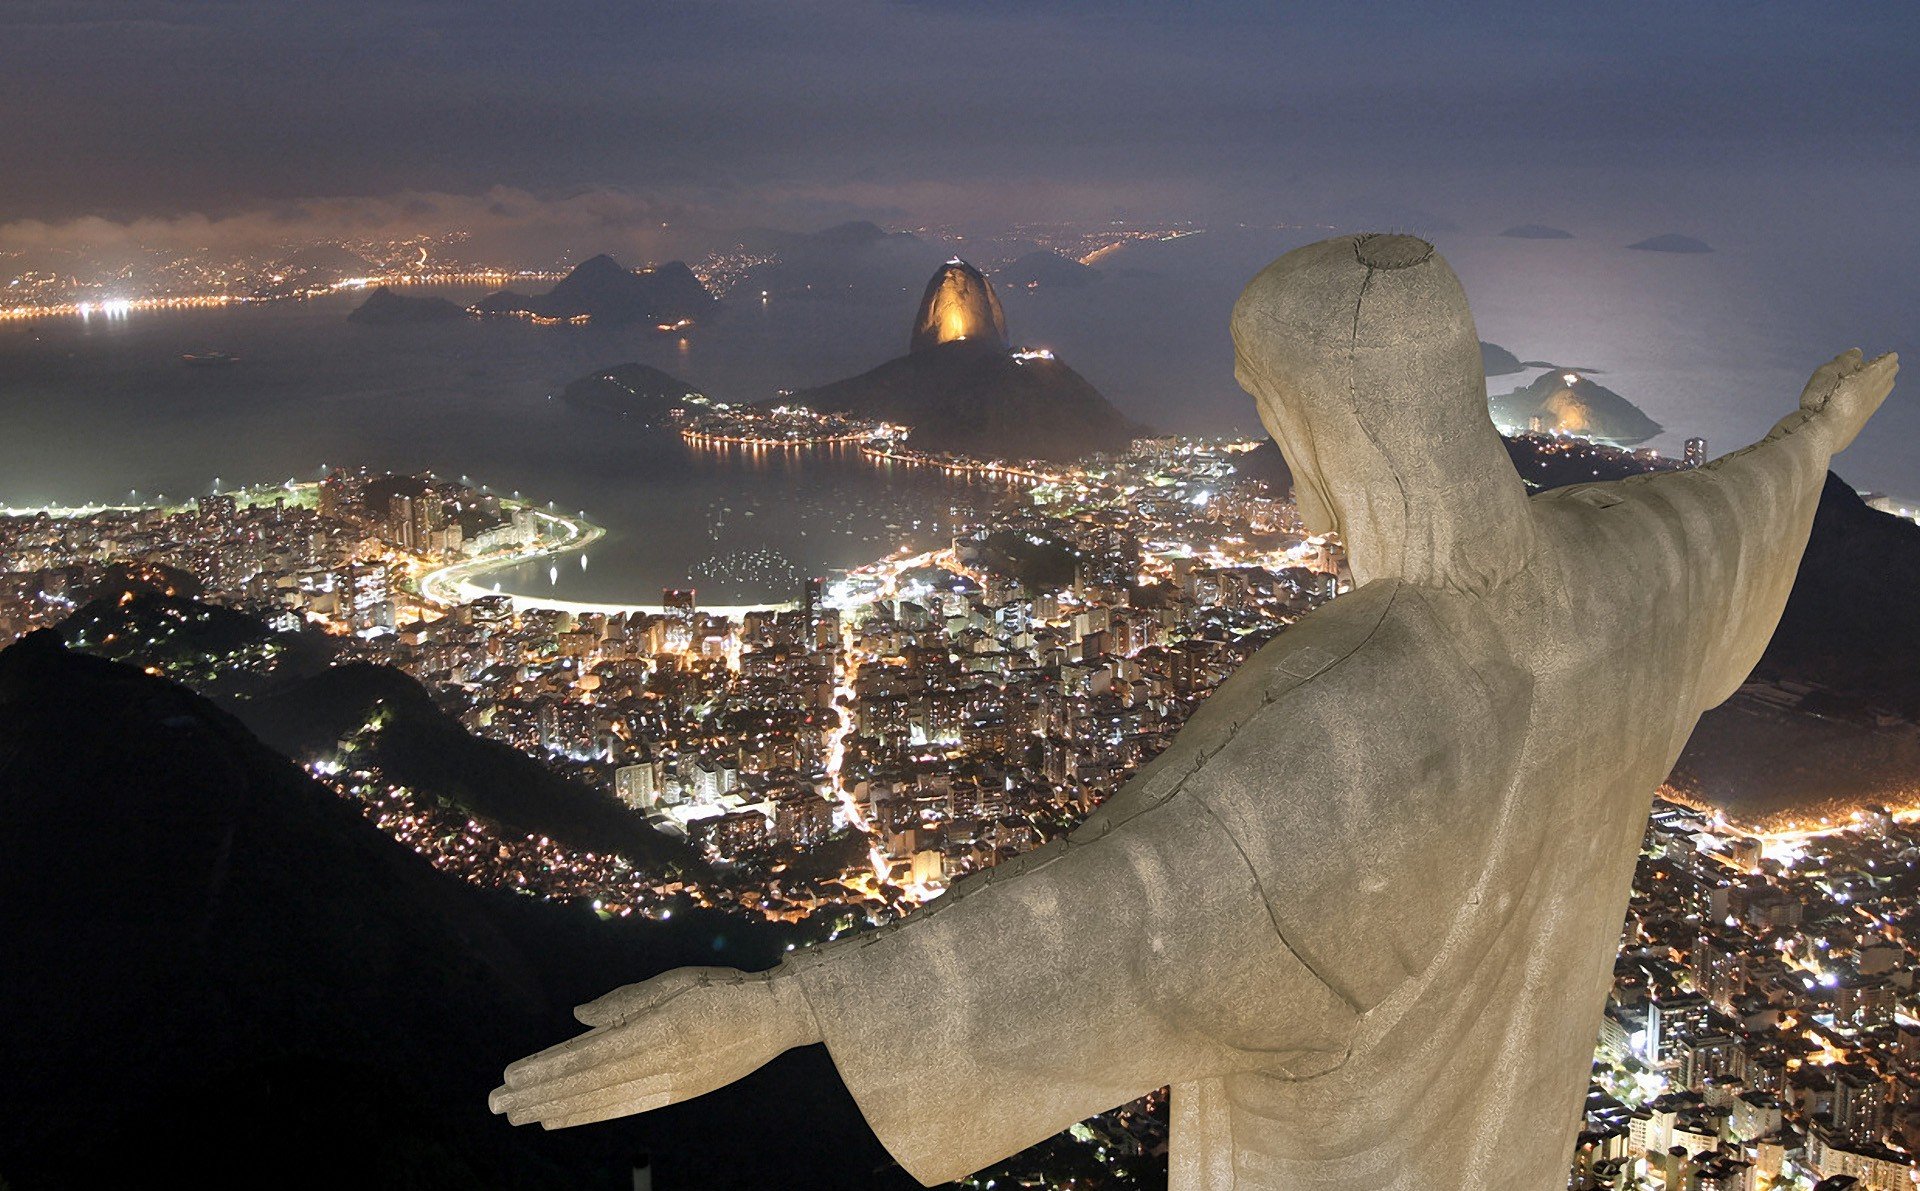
[
  {"left": 1801, "top": 348, "right": 1898, "bottom": 451},
  {"left": 488, "top": 966, "right": 820, "bottom": 1130}
]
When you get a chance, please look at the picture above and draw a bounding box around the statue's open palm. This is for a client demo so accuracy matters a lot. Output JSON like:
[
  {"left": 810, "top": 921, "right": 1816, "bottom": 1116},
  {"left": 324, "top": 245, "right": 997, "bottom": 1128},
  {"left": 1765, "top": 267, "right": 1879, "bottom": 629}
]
[{"left": 490, "top": 967, "right": 819, "bottom": 1129}]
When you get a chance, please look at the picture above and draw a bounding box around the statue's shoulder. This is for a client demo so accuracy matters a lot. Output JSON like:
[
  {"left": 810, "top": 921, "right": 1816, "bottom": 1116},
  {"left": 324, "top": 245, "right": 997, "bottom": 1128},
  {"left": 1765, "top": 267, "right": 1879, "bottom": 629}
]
[
  {"left": 1096, "top": 579, "right": 1532, "bottom": 1010},
  {"left": 1236, "top": 578, "right": 1528, "bottom": 735}
]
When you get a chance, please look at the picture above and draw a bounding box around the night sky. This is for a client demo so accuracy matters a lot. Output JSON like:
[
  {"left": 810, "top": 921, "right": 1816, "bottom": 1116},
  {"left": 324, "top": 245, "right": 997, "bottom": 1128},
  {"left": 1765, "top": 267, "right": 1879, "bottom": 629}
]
[
  {"left": 3, "top": 2, "right": 1918, "bottom": 487},
  {"left": 3, "top": 1, "right": 1916, "bottom": 238}
]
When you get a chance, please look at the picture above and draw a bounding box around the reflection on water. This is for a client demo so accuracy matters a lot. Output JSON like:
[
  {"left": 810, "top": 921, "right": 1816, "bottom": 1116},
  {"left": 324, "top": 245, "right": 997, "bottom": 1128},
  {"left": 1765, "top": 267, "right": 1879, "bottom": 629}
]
[
  {"left": 483, "top": 438, "right": 1002, "bottom": 603},
  {"left": 0, "top": 291, "right": 1005, "bottom": 602}
]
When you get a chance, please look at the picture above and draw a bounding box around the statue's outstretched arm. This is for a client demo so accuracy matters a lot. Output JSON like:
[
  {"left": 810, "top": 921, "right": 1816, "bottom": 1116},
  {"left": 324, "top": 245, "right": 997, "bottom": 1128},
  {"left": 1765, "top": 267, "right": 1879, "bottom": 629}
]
[
  {"left": 491, "top": 751, "right": 1358, "bottom": 1184},
  {"left": 1608, "top": 349, "right": 1897, "bottom": 709}
]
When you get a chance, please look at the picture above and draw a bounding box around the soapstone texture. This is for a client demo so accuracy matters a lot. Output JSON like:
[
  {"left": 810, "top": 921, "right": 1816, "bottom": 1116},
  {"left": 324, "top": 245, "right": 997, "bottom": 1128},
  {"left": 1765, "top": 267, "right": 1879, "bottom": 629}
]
[{"left": 492, "top": 233, "right": 1898, "bottom": 1191}]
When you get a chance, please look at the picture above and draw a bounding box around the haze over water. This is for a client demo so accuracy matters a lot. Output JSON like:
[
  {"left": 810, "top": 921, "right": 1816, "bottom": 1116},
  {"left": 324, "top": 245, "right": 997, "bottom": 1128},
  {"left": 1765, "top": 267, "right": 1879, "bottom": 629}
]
[{"left": 1, "top": 226, "right": 1914, "bottom": 605}]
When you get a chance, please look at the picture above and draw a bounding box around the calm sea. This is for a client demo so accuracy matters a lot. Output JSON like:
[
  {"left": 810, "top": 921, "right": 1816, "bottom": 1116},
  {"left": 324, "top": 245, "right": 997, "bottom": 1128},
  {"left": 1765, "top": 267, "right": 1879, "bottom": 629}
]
[{"left": 0, "top": 288, "right": 1004, "bottom": 604}]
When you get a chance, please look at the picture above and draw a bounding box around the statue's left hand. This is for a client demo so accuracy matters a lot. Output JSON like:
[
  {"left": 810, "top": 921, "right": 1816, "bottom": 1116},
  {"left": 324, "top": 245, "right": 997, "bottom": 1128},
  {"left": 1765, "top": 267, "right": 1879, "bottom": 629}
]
[
  {"left": 1800, "top": 348, "right": 1898, "bottom": 452},
  {"left": 488, "top": 966, "right": 821, "bottom": 1129}
]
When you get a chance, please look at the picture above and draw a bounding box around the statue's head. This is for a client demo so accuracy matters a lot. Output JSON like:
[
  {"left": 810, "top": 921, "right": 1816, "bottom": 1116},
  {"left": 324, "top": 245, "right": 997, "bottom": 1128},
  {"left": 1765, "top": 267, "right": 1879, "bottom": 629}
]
[{"left": 1232, "top": 233, "right": 1532, "bottom": 593}]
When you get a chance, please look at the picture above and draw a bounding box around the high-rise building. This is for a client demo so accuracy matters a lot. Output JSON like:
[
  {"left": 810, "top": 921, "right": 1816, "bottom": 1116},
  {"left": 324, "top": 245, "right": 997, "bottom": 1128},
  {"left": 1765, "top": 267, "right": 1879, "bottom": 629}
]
[
  {"left": 614, "top": 760, "right": 662, "bottom": 809},
  {"left": 662, "top": 588, "right": 696, "bottom": 652},
  {"left": 1685, "top": 437, "right": 1709, "bottom": 468},
  {"left": 802, "top": 575, "right": 825, "bottom": 639},
  {"left": 388, "top": 493, "right": 417, "bottom": 549}
]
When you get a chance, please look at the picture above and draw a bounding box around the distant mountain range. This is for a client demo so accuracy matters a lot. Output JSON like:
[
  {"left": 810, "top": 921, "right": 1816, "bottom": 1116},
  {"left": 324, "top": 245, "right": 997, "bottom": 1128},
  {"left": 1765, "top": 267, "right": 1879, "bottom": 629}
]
[
  {"left": 347, "top": 285, "right": 468, "bottom": 325},
  {"left": 733, "top": 221, "right": 947, "bottom": 301},
  {"left": 477, "top": 255, "right": 715, "bottom": 326},
  {"left": 542, "top": 253, "right": 1143, "bottom": 460}
]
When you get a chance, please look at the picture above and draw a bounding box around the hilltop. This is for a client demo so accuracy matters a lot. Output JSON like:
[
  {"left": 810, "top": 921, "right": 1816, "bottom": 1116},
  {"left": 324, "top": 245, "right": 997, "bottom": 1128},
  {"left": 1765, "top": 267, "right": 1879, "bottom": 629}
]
[
  {"left": 1490, "top": 369, "right": 1663, "bottom": 445},
  {"left": 561, "top": 362, "right": 708, "bottom": 422},
  {"left": 797, "top": 338, "right": 1141, "bottom": 461},
  {"left": 347, "top": 285, "right": 468, "bottom": 325},
  {"left": 477, "top": 255, "right": 715, "bottom": 326},
  {"left": 796, "top": 259, "right": 1142, "bottom": 461},
  {"left": 237, "top": 661, "right": 697, "bottom": 874}
]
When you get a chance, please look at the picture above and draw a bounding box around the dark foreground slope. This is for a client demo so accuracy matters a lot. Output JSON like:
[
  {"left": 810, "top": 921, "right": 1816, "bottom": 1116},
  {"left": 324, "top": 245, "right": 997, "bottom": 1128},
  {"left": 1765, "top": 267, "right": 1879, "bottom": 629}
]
[
  {"left": 1755, "top": 473, "right": 1920, "bottom": 713},
  {"left": 0, "top": 633, "right": 904, "bottom": 1190}
]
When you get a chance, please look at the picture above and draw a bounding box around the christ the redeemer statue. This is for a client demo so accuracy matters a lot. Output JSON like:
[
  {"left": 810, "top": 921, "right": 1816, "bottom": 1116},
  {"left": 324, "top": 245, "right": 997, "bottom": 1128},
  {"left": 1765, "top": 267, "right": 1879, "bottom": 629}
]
[{"left": 491, "top": 233, "right": 1898, "bottom": 1190}]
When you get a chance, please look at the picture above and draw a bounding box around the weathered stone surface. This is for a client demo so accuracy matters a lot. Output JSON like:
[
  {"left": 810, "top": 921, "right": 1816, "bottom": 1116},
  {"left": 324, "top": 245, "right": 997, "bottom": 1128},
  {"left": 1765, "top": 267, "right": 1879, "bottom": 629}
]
[
  {"left": 491, "top": 233, "right": 1898, "bottom": 1190},
  {"left": 909, "top": 258, "right": 1007, "bottom": 353}
]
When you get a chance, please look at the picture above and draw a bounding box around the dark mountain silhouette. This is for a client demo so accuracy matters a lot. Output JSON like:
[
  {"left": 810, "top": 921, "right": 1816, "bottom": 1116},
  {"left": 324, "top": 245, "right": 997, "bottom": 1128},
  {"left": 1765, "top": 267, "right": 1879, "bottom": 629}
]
[
  {"left": 0, "top": 631, "right": 912, "bottom": 1189},
  {"left": 1236, "top": 439, "right": 1294, "bottom": 496},
  {"left": 808, "top": 220, "right": 898, "bottom": 247},
  {"left": 1480, "top": 341, "right": 1525, "bottom": 376},
  {"left": 1627, "top": 233, "right": 1714, "bottom": 254},
  {"left": 348, "top": 285, "right": 468, "bottom": 325},
  {"left": 61, "top": 591, "right": 335, "bottom": 698},
  {"left": 1490, "top": 369, "right": 1663, "bottom": 445},
  {"left": 797, "top": 338, "right": 1142, "bottom": 461},
  {"left": 1501, "top": 434, "right": 1675, "bottom": 489},
  {"left": 996, "top": 250, "right": 1101, "bottom": 289},
  {"left": 477, "top": 255, "right": 715, "bottom": 326},
  {"left": 1477, "top": 452, "right": 1920, "bottom": 813},
  {"left": 1754, "top": 474, "right": 1920, "bottom": 713},
  {"left": 1500, "top": 225, "right": 1574, "bottom": 240},
  {"left": 1672, "top": 474, "right": 1920, "bottom": 813},
  {"left": 795, "top": 259, "right": 1142, "bottom": 460},
  {"left": 57, "top": 593, "right": 691, "bottom": 871},
  {"left": 562, "top": 362, "right": 707, "bottom": 421},
  {"left": 735, "top": 222, "right": 945, "bottom": 301},
  {"left": 236, "top": 661, "right": 697, "bottom": 874}
]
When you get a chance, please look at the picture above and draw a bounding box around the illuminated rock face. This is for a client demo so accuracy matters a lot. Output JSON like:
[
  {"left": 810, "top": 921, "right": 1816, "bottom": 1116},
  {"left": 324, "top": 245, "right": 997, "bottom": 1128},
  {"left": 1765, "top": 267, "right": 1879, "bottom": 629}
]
[
  {"left": 1491, "top": 369, "right": 1664, "bottom": 445},
  {"left": 493, "top": 234, "right": 1899, "bottom": 1191},
  {"left": 910, "top": 259, "right": 1007, "bottom": 353}
]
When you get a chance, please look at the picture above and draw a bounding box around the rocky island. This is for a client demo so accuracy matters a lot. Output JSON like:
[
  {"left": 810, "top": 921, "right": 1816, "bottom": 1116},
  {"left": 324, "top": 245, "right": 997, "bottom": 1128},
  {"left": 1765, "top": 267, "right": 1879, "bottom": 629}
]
[
  {"left": 1489, "top": 368, "right": 1664, "bottom": 445},
  {"left": 476, "top": 254, "right": 715, "bottom": 327},
  {"left": 796, "top": 259, "right": 1142, "bottom": 461},
  {"left": 345, "top": 285, "right": 467, "bottom": 325},
  {"left": 560, "top": 362, "right": 707, "bottom": 423}
]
